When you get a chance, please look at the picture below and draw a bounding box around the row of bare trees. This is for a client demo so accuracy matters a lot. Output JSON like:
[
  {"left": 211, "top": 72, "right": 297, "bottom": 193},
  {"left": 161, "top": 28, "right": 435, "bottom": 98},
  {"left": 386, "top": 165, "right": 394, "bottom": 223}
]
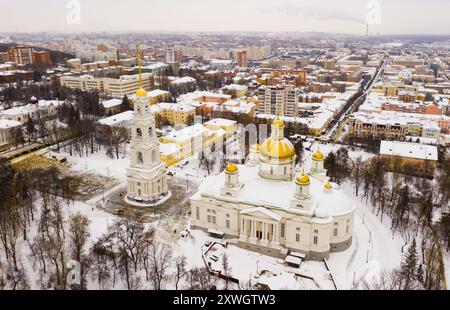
[
  {"left": 0, "top": 159, "right": 222, "bottom": 290},
  {"left": 329, "top": 147, "right": 449, "bottom": 290}
]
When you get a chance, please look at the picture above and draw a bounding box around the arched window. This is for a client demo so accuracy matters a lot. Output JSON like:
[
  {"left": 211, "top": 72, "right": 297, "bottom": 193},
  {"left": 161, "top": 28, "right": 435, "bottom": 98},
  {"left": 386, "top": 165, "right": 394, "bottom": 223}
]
[
  {"left": 136, "top": 128, "right": 142, "bottom": 138},
  {"left": 270, "top": 166, "right": 273, "bottom": 175},
  {"left": 148, "top": 127, "right": 153, "bottom": 137},
  {"left": 151, "top": 149, "right": 157, "bottom": 162},
  {"left": 137, "top": 152, "right": 144, "bottom": 164},
  {"left": 284, "top": 166, "right": 287, "bottom": 175}
]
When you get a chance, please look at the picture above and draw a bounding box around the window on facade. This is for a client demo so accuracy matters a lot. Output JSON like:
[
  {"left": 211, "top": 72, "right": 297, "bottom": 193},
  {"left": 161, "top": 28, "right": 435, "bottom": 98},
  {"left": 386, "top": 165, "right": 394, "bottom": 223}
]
[
  {"left": 314, "top": 229, "right": 318, "bottom": 234},
  {"left": 226, "top": 214, "right": 230, "bottom": 218},
  {"left": 284, "top": 167, "right": 287, "bottom": 174},
  {"left": 313, "top": 236, "right": 318, "bottom": 245},
  {"left": 136, "top": 128, "right": 142, "bottom": 138},
  {"left": 148, "top": 127, "right": 153, "bottom": 137},
  {"left": 334, "top": 228, "right": 338, "bottom": 237},
  {"left": 346, "top": 225, "right": 349, "bottom": 234},
  {"left": 137, "top": 152, "right": 144, "bottom": 164},
  {"left": 281, "top": 223, "right": 285, "bottom": 238},
  {"left": 196, "top": 207, "right": 200, "bottom": 220},
  {"left": 296, "top": 233, "right": 300, "bottom": 242},
  {"left": 207, "top": 215, "right": 211, "bottom": 223},
  {"left": 212, "top": 216, "right": 216, "bottom": 224},
  {"left": 270, "top": 167, "right": 273, "bottom": 175},
  {"left": 226, "top": 220, "right": 230, "bottom": 229}
]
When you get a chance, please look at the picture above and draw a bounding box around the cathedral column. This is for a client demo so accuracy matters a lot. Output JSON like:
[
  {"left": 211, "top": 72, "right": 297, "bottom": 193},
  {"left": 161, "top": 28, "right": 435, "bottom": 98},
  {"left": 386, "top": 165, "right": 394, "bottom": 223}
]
[
  {"left": 263, "top": 222, "right": 267, "bottom": 241},
  {"left": 250, "top": 220, "right": 256, "bottom": 241},
  {"left": 261, "top": 221, "right": 269, "bottom": 246},
  {"left": 273, "top": 223, "right": 280, "bottom": 245},
  {"left": 239, "top": 217, "right": 246, "bottom": 240}
]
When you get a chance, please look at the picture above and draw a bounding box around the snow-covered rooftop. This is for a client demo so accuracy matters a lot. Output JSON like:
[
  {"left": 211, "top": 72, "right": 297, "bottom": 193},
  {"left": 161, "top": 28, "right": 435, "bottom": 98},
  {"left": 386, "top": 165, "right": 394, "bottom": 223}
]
[
  {"left": 0, "top": 119, "right": 22, "bottom": 129},
  {"left": 97, "top": 111, "right": 134, "bottom": 126},
  {"left": 194, "top": 164, "right": 354, "bottom": 220},
  {"left": 379, "top": 140, "right": 438, "bottom": 161},
  {"left": 101, "top": 98, "right": 122, "bottom": 109}
]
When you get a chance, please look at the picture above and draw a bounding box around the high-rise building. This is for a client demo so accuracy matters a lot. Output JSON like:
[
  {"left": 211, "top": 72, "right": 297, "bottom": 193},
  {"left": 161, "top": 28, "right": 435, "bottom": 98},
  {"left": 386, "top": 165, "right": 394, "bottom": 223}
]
[
  {"left": 236, "top": 51, "right": 248, "bottom": 67},
  {"left": 257, "top": 85, "right": 300, "bottom": 117},
  {"left": 7, "top": 46, "right": 34, "bottom": 65},
  {"left": 33, "top": 51, "right": 52, "bottom": 65},
  {"left": 166, "top": 48, "right": 175, "bottom": 63}
]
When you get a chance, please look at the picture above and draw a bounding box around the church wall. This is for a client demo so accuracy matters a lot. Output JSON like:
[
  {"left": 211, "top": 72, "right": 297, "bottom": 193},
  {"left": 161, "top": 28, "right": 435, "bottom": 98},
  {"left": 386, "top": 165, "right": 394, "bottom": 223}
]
[
  {"left": 190, "top": 198, "right": 240, "bottom": 237},
  {"left": 284, "top": 219, "right": 312, "bottom": 252},
  {"left": 329, "top": 212, "right": 354, "bottom": 245}
]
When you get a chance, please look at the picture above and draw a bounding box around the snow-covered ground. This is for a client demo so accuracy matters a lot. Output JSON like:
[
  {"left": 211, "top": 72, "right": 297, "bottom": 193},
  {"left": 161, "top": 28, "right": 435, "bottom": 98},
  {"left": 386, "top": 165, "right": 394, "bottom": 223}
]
[{"left": 20, "top": 142, "right": 405, "bottom": 290}]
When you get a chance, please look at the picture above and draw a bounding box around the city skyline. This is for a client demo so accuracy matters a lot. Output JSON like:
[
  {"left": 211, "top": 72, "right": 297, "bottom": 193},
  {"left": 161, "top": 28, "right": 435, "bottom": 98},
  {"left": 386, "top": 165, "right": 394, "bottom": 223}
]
[{"left": 1, "top": 0, "right": 450, "bottom": 35}]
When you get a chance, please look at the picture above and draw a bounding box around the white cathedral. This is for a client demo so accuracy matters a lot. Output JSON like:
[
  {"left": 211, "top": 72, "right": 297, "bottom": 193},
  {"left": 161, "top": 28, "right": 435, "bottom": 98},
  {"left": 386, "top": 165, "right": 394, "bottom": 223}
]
[
  {"left": 190, "top": 117, "right": 355, "bottom": 260},
  {"left": 126, "top": 50, "right": 170, "bottom": 206}
]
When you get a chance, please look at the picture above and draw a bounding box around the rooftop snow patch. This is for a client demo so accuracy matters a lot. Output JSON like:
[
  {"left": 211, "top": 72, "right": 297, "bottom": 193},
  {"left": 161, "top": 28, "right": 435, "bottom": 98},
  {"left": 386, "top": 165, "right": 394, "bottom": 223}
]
[{"left": 379, "top": 140, "right": 438, "bottom": 161}]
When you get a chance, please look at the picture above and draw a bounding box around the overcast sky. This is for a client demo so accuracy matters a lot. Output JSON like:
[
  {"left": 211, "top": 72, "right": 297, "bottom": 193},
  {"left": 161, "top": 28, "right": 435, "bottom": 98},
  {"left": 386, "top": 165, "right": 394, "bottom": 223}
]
[{"left": 1, "top": 0, "right": 449, "bottom": 35}]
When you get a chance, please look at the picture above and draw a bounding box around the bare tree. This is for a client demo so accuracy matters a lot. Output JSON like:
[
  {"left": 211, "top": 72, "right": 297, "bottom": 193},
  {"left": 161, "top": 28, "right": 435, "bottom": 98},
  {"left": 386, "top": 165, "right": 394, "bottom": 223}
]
[
  {"left": 68, "top": 213, "right": 90, "bottom": 289},
  {"left": 188, "top": 267, "right": 213, "bottom": 290},
  {"left": 222, "top": 253, "right": 232, "bottom": 290},
  {"left": 148, "top": 241, "right": 173, "bottom": 290},
  {"left": 173, "top": 255, "right": 188, "bottom": 290}
]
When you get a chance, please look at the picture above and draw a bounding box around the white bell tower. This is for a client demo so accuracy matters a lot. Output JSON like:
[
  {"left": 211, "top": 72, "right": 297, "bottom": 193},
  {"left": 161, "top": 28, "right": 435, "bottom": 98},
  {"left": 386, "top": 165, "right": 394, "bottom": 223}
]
[{"left": 126, "top": 44, "right": 170, "bottom": 206}]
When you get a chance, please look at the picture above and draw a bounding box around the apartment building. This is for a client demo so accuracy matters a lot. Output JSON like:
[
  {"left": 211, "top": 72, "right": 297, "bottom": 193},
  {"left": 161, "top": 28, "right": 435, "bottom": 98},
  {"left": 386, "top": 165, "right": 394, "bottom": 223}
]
[
  {"left": 7, "top": 46, "right": 34, "bottom": 65},
  {"left": 60, "top": 73, "right": 152, "bottom": 98},
  {"left": 154, "top": 103, "right": 195, "bottom": 126},
  {"left": 257, "top": 85, "right": 300, "bottom": 117},
  {"left": 346, "top": 111, "right": 447, "bottom": 140},
  {"left": 236, "top": 51, "right": 248, "bottom": 67}
]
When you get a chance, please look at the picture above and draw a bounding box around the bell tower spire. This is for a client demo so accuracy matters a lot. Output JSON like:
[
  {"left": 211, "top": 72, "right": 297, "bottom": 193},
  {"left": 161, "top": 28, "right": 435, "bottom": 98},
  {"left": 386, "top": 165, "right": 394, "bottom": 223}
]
[{"left": 136, "top": 43, "right": 147, "bottom": 97}]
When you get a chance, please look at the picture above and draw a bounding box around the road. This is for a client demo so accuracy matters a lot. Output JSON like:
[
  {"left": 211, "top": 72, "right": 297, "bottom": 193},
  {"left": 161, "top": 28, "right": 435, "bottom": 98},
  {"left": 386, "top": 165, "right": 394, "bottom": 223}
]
[
  {"left": 0, "top": 142, "right": 43, "bottom": 160},
  {"left": 323, "top": 58, "right": 387, "bottom": 142}
]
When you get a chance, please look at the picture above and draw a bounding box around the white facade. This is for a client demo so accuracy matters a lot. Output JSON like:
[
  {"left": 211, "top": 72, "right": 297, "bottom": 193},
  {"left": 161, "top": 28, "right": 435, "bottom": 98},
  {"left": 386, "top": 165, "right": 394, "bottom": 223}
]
[{"left": 126, "top": 89, "right": 170, "bottom": 206}]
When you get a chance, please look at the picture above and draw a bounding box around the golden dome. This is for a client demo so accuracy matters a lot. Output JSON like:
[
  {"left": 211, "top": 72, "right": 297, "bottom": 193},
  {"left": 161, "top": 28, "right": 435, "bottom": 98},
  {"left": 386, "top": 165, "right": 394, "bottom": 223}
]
[
  {"left": 250, "top": 144, "right": 260, "bottom": 152},
  {"left": 136, "top": 88, "right": 147, "bottom": 97},
  {"left": 324, "top": 181, "right": 333, "bottom": 190},
  {"left": 272, "top": 118, "right": 285, "bottom": 128},
  {"left": 260, "top": 138, "right": 295, "bottom": 160},
  {"left": 296, "top": 173, "right": 310, "bottom": 185},
  {"left": 312, "top": 151, "right": 324, "bottom": 160},
  {"left": 225, "top": 163, "right": 238, "bottom": 173}
]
